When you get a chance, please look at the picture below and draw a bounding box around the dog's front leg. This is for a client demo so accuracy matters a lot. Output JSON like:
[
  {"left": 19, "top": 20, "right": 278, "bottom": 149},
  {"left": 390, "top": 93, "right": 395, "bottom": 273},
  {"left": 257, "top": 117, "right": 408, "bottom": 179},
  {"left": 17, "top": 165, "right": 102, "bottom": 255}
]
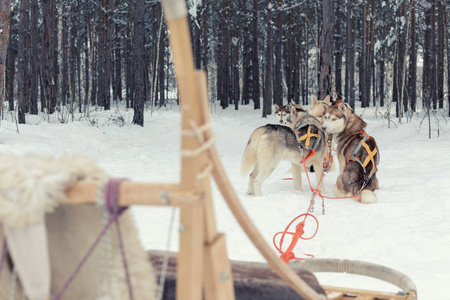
[{"left": 291, "top": 163, "right": 303, "bottom": 192}]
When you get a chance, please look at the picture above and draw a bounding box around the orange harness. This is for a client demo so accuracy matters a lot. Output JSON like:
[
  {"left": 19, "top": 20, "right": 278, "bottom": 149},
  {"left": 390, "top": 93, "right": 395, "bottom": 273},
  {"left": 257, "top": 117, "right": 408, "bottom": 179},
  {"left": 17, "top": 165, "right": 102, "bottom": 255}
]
[
  {"left": 334, "top": 99, "right": 343, "bottom": 106},
  {"left": 344, "top": 131, "right": 378, "bottom": 182},
  {"left": 323, "top": 134, "right": 333, "bottom": 172},
  {"left": 293, "top": 123, "right": 334, "bottom": 172},
  {"left": 293, "top": 123, "right": 319, "bottom": 150}
]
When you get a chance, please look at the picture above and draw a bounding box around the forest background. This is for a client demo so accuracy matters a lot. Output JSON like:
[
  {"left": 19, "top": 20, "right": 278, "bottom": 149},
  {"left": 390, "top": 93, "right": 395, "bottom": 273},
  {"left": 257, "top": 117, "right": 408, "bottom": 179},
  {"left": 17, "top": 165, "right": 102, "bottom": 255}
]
[{"left": 0, "top": 0, "right": 449, "bottom": 126}]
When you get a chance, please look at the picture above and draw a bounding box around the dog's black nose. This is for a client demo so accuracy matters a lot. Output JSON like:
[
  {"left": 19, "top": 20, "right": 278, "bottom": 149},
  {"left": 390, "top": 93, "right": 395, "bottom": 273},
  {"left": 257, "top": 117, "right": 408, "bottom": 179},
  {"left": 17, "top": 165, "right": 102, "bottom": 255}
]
[{"left": 322, "top": 127, "right": 327, "bottom": 131}]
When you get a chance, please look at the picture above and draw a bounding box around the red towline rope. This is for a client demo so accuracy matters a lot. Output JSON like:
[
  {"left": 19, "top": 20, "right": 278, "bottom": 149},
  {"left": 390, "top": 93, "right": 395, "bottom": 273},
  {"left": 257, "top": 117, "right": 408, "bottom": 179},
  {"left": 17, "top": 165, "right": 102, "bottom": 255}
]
[{"left": 274, "top": 156, "right": 361, "bottom": 264}]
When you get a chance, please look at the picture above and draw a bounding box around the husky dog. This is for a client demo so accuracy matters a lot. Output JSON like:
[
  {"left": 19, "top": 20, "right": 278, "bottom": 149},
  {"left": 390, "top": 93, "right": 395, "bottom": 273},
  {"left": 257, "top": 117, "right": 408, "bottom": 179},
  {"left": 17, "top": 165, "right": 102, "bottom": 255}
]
[
  {"left": 322, "top": 103, "right": 380, "bottom": 204},
  {"left": 274, "top": 103, "right": 306, "bottom": 125},
  {"left": 308, "top": 95, "right": 331, "bottom": 123},
  {"left": 308, "top": 94, "right": 351, "bottom": 124},
  {"left": 241, "top": 107, "right": 326, "bottom": 196}
]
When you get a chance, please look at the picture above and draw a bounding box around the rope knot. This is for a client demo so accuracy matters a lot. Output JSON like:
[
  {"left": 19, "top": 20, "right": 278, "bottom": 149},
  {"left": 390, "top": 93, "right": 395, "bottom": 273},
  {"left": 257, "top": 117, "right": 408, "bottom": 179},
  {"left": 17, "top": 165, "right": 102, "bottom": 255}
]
[
  {"left": 281, "top": 251, "right": 296, "bottom": 263},
  {"left": 104, "top": 178, "right": 128, "bottom": 216}
]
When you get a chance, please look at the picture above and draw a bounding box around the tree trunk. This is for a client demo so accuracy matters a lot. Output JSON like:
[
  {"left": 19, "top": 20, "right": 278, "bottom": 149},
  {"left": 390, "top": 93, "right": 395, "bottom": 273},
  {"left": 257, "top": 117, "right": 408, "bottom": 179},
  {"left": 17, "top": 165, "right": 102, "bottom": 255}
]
[
  {"left": 429, "top": 0, "right": 437, "bottom": 109},
  {"left": 359, "top": 0, "right": 368, "bottom": 107},
  {"left": 17, "top": 0, "right": 28, "bottom": 123},
  {"left": 430, "top": 0, "right": 436, "bottom": 110},
  {"left": 319, "top": 0, "right": 333, "bottom": 100},
  {"left": 368, "top": 0, "right": 375, "bottom": 107},
  {"left": 408, "top": 0, "right": 417, "bottom": 112},
  {"left": 125, "top": 1, "right": 134, "bottom": 109},
  {"left": 284, "top": 13, "right": 293, "bottom": 104},
  {"left": 263, "top": 0, "right": 273, "bottom": 118},
  {"left": 113, "top": 0, "right": 122, "bottom": 104},
  {"left": 132, "top": 0, "right": 145, "bottom": 126},
  {"left": 304, "top": 25, "right": 309, "bottom": 105},
  {"left": 251, "top": 0, "right": 260, "bottom": 109},
  {"left": 437, "top": 0, "right": 444, "bottom": 109},
  {"left": 69, "top": 1, "right": 78, "bottom": 118},
  {"left": 158, "top": 26, "right": 165, "bottom": 107},
  {"left": 104, "top": 0, "right": 114, "bottom": 110},
  {"left": 395, "top": 0, "right": 406, "bottom": 118},
  {"left": 0, "top": 0, "right": 11, "bottom": 113},
  {"left": 61, "top": 5, "right": 69, "bottom": 107},
  {"left": 241, "top": 28, "right": 250, "bottom": 105},
  {"left": 28, "top": 0, "right": 38, "bottom": 114},
  {"left": 273, "top": 0, "right": 283, "bottom": 106},
  {"left": 84, "top": 0, "right": 91, "bottom": 112},
  {"left": 218, "top": 0, "right": 229, "bottom": 109},
  {"left": 231, "top": 33, "right": 239, "bottom": 110},
  {"left": 201, "top": 0, "right": 208, "bottom": 76},
  {"left": 345, "top": 0, "right": 355, "bottom": 110},
  {"left": 334, "top": 1, "right": 343, "bottom": 97},
  {"left": 446, "top": 0, "right": 450, "bottom": 117},
  {"left": 42, "top": 0, "right": 57, "bottom": 114},
  {"left": 379, "top": 7, "right": 386, "bottom": 108},
  {"left": 5, "top": 24, "right": 16, "bottom": 112},
  {"left": 423, "top": 1, "right": 435, "bottom": 110}
]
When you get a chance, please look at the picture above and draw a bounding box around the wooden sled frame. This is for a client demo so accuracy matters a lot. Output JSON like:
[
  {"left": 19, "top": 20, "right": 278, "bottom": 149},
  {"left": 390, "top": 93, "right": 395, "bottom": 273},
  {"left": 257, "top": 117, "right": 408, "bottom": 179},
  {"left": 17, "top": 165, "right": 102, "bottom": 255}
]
[{"left": 61, "top": 0, "right": 417, "bottom": 299}]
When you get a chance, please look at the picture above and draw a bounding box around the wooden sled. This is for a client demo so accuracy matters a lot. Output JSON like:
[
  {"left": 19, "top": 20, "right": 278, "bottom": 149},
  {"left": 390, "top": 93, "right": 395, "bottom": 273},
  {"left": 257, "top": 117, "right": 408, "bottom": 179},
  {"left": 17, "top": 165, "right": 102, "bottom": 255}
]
[{"left": 1, "top": 0, "right": 416, "bottom": 299}]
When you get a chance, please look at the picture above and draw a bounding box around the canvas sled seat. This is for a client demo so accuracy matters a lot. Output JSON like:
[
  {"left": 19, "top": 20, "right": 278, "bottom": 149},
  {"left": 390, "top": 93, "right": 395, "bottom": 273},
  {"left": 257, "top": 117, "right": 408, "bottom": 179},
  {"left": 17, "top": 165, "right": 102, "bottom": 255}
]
[{"left": 0, "top": 154, "right": 157, "bottom": 300}]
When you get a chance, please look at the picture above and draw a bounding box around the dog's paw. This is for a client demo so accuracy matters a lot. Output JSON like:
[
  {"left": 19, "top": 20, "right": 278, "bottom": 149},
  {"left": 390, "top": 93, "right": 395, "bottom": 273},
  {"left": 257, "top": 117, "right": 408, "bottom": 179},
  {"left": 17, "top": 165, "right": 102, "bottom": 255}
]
[
  {"left": 360, "top": 190, "right": 377, "bottom": 204},
  {"left": 294, "top": 185, "right": 303, "bottom": 192}
]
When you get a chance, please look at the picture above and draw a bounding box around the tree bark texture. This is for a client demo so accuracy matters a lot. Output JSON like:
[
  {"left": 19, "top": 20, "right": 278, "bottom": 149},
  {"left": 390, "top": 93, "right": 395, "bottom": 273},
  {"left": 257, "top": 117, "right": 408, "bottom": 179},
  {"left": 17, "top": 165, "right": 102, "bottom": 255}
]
[
  {"left": 132, "top": 0, "right": 145, "bottom": 126},
  {"left": 0, "top": 0, "right": 11, "bottom": 110}
]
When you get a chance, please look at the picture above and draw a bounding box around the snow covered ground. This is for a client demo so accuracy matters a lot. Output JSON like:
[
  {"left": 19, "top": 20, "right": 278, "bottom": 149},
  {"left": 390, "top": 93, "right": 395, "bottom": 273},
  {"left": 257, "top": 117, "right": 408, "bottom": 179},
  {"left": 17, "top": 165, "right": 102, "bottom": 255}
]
[{"left": 1, "top": 102, "right": 449, "bottom": 299}]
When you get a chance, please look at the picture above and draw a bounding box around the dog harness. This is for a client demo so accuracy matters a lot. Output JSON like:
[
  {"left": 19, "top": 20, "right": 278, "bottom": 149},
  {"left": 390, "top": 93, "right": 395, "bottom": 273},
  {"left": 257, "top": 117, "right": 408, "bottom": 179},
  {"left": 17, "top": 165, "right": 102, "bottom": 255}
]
[
  {"left": 334, "top": 99, "right": 343, "bottom": 106},
  {"left": 293, "top": 123, "right": 335, "bottom": 171},
  {"left": 344, "top": 131, "right": 378, "bottom": 183},
  {"left": 323, "top": 134, "right": 333, "bottom": 172},
  {"left": 293, "top": 123, "right": 319, "bottom": 150}
]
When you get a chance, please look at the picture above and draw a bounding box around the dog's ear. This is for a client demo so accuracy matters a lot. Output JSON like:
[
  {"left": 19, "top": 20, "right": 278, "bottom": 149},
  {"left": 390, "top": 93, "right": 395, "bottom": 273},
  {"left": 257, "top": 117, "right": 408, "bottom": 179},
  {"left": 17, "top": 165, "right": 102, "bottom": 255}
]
[
  {"left": 274, "top": 104, "right": 279, "bottom": 110},
  {"left": 323, "top": 95, "right": 331, "bottom": 105},
  {"left": 338, "top": 102, "right": 347, "bottom": 113},
  {"left": 290, "top": 104, "right": 298, "bottom": 118},
  {"left": 311, "top": 95, "right": 318, "bottom": 107}
]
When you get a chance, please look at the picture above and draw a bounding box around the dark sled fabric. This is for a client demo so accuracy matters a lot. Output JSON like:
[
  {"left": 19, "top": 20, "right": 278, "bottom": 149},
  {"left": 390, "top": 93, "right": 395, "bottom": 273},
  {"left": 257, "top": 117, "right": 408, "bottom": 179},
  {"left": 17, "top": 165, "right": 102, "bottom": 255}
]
[{"left": 149, "top": 251, "right": 326, "bottom": 300}]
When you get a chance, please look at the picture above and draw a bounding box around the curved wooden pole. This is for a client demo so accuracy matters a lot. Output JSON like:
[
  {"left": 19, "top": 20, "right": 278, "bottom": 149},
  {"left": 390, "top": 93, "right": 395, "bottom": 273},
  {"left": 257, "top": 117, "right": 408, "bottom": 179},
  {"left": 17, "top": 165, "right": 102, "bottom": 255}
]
[{"left": 299, "top": 259, "right": 417, "bottom": 299}]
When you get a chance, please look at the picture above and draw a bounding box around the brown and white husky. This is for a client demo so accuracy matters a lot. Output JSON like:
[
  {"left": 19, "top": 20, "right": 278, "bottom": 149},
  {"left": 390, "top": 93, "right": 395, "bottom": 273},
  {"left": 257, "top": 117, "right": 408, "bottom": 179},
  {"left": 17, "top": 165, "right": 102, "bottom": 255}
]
[
  {"left": 308, "top": 95, "right": 331, "bottom": 123},
  {"left": 308, "top": 93, "right": 349, "bottom": 123},
  {"left": 321, "top": 103, "right": 380, "bottom": 204},
  {"left": 241, "top": 107, "right": 326, "bottom": 196}
]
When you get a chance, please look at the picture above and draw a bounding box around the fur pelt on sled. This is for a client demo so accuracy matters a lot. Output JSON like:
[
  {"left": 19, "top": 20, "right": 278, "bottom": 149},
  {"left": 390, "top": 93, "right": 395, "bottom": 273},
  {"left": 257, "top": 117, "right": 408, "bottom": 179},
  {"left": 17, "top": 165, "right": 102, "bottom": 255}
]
[{"left": 0, "top": 154, "right": 157, "bottom": 300}]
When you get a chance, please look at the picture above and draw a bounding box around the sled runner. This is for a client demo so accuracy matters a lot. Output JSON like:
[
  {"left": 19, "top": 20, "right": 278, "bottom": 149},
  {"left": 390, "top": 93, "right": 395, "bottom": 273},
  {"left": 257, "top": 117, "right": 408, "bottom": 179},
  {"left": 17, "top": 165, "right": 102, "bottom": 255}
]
[{"left": 0, "top": 0, "right": 416, "bottom": 299}]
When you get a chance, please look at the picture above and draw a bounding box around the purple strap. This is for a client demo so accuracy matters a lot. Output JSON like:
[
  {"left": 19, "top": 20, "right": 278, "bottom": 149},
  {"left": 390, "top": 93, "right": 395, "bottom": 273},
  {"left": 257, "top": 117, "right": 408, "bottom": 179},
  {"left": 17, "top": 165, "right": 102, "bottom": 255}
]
[
  {"left": 54, "top": 178, "right": 134, "bottom": 300},
  {"left": 106, "top": 178, "right": 134, "bottom": 300}
]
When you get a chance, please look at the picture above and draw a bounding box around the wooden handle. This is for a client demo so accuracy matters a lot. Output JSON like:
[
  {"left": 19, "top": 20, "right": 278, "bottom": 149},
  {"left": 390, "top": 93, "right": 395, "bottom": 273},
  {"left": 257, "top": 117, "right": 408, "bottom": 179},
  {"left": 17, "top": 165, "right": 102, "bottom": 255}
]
[{"left": 161, "top": 0, "right": 188, "bottom": 21}]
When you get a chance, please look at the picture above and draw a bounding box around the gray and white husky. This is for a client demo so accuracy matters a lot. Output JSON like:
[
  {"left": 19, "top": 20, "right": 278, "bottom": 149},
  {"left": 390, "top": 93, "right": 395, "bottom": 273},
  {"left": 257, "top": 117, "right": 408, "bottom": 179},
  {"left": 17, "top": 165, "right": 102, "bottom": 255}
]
[
  {"left": 241, "top": 107, "right": 327, "bottom": 196},
  {"left": 274, "top": 103, "right": 306, "bottom": 125},
  {"left": 322, "top": 103, "right": 380, "bottom": 203}
]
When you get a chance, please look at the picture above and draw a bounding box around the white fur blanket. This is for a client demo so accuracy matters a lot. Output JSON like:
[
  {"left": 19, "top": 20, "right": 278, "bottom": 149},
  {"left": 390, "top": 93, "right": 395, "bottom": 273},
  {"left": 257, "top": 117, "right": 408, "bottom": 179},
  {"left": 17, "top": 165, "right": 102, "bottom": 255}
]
[{"left": 0, "top": 154, "right": 157, "bottom": 300}]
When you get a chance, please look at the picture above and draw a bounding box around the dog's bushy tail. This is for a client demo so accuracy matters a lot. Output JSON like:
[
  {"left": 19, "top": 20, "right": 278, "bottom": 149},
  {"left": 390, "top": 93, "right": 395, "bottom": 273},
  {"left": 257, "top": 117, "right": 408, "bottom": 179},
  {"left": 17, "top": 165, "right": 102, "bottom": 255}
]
[{"left": 240, "top": 128, "right": 263, "bottom": 176}]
